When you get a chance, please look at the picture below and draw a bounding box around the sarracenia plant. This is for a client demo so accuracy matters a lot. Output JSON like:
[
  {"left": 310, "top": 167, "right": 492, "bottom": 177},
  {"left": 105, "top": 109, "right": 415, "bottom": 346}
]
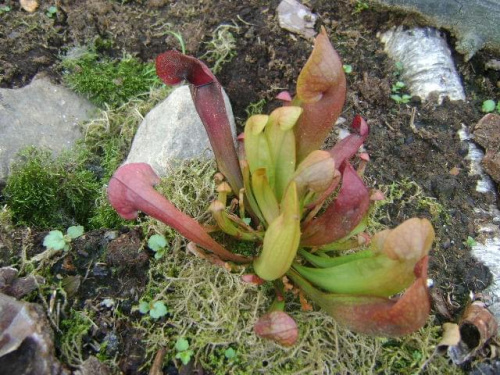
[{"left": 108, "top": 27, "right": 435, "bottom": 345}]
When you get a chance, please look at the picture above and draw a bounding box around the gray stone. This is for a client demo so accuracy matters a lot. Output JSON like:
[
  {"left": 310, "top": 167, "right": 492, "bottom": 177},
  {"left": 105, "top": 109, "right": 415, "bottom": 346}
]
[
  {"left": 373, "top": 0, "right": 500, "bottom": 60},
  {"left": 0, "top": 292, "right": 68, "bottom": 374},
  {"left": 277, "top": 0, "right": 317, "bottom": 40},
  {"left": 125, "top": 85, "right": 237, "bottom": 176},
  {"left": 0, "top": 267, "right": 44, "bottom": 299},
  {"left": 74, "top": 356, "right": 111, "bottom": 375},
  {"left": 0, "top": 75, "right": 97, "bottom": 185}
]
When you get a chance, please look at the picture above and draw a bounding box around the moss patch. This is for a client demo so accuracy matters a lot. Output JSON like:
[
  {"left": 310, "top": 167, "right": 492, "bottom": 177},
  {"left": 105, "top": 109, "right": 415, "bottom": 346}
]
[
  {"left": 134, "top": 251, "right": 459, "bottom": 374},
  {"left": 112, "top": 160, "right": 459, "bottom": 374},
  {"left": 4, "top": 147, "right": 100, "bottom": 229},
  {"left": 62, "top": 48, "right": 161, "bottom": 108}
]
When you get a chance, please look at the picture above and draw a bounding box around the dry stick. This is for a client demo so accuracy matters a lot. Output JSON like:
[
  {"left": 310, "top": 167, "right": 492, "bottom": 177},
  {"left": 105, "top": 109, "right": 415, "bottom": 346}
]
[{"left": 149, "top": 347, "right": 167, "bottom": 375}]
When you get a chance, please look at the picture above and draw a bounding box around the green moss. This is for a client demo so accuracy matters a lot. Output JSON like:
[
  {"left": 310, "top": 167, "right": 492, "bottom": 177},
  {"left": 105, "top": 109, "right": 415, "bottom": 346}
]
[
  {"left": 88, "top": 187, "right": 128, "bottom": 229},
  {"left": 62, "top": 48, "right": 161, "bottom": 108},
  {"left": 3, "top": 83, "right": 175, "bottom": 231},
  {"left": 58, "top": 309, "right": 94, "bottom": 367},
  {"left": 4, "top": 147, "right": 100, "bottom": 229}
]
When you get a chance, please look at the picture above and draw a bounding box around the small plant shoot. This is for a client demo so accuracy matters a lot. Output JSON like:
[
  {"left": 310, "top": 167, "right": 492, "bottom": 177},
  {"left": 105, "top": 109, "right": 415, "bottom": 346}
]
[
  {"left": 43, "top": 225, "right": 84, "bottom": 251},
  {"left": 481, "top": 99, "right": 496, "bottom": 113},
  {"left": 342, "top": 64, "right": 353, "bottom": 74},
  {"left": 139, "top": 300, "right": 168, "bottom": 319},
  {"left": 391, "top": 80, "right": 411, "bottom": 104},
  {"left": 108, "top": 27, "right": 436, "bottom": 345},
  {"left": 224, "top": 347, "right": 237, "bottom": 359},
  {"left": 464, "top": 236, "right": 477, "bottom": 248},
  {"left": 46, "top": 6, "right": 58, "bottom": 18},
  {"left": 148, "top": 233, "right": 168, "bottom": 259},
  {"left": 175, "top": 338, "right": 194, "bottom": 365}
]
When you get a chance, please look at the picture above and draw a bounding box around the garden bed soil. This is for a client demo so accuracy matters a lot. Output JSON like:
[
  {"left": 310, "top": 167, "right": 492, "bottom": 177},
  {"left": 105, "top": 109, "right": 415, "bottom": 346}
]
[{"left": 1, "top": 0, "right": 499, "bottom": 373}]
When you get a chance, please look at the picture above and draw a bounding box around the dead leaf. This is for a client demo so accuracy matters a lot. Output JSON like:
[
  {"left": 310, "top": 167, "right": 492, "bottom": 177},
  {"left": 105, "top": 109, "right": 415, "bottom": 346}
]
[
  {"left": 422, "top": 322, "right": 461, "bottom": 371},
  {"left": 370, "top": 189, "right": 385, "bottom": 201},
  {"left": 430, "top": 288, "right": 454, "bottom": 320},
  {"left": 186, "top": 242, "right": 240, "bottom": 271},
  {"left": 149, "top": 347, "right": 166, "bottom": 375},
  {"left": 449, "top": 167, "right": 461, "bottom": 176},
  {"left": 254, "top": 311, "right": 299, "bottom": 347},
  {"left": 241, "top": 274, "right": 265, "bottom": 286},
  {"left": 282, "top": 276, "right": 294, "bottom": 291},
  {"left": 299, "top": 291, "right": 313, "bottom": 311}
]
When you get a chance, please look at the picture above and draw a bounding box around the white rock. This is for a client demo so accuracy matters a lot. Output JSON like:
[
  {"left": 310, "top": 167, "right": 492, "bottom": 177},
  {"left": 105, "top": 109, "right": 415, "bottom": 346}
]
[
  {"left": 125, "top": 85, "right": 237, "bottom": 176},
  {"left": 0, "top": 76, "right": 97, "bottom": 185}
]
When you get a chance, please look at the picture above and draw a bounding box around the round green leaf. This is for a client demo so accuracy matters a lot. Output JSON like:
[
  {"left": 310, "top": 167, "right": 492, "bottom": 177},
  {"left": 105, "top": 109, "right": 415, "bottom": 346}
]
[
  {"left": 139, "top": 301, "right": 150, "bottom": 314},
  {"left": 67, "top": 225, "right": 84, "bottom": 240},
  {"left": 482, "top": 99, "right": 496, "bottom": 113},
  {"left": 175, "top": 350, "right": 193, "bottom": 365},
  {"left": 342, "top": 64, "right": 353, "bottom": 74},
  {"left": 175, "top": 337, "right": 190, "bottom": 352},
  {"left": 224, "top": 347, "right": 237, "bottom": 359},
  {"left": 43, "top": 230, "right": 66, "bottom": 250},
  {"left": 149, "top": 301, "right": 167, "bottom": 319},
  {"left": 154, "top": 249, "right": 165, "bottom": 260},
  {"left": 148, "top": 234, "right": 167, "bottom": 252}
]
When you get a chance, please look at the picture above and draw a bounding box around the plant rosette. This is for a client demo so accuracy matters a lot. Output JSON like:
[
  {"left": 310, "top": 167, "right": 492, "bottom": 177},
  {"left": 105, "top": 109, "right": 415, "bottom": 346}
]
[{"left": 108, "top": 27, "right": 436, "bottom": 345}]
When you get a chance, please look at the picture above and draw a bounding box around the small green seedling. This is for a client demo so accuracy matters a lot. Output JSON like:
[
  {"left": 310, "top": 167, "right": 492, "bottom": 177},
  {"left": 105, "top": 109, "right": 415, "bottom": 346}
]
[
  {"left": 43, "top": 225, "right": 84, "bottom": 251},
  {"left": 139, "top": 300, "right": 168, "bottom": 319},
  {"left": 46, "top": 6, "right": 58, "bottom": 18},
  {"left": 0, "top": 5, "right": 11, "bottom": 13},
  {"left": 165, "top": 30, "right": 186, "bottom": 54},
  {"left": 147, "top": 234, "right": 168, "bottom": 259},
  {"left": 392, "top": 81, "right": 406, "bottom": 93},
  {"left": 394, "top": 61, "right": 404, "bottom": 75},
  {"left": 175, "top": 337, "right": 194, "bottom": 365},
  {"left": 353, "top": 0, "right": 369, "bottom": 14},
  {"left": 343, "top": 64, "right": 353, "bottom": 74},
  {"left": 391, "top": 81, "right": 411, "bottom": 104},
  {"left": 481, "top": 99, "right": 497, "bottom": 113},
  {"left": 464, "top": 236, "right": 477, "bottom": 248},
  {"left": 224, "top": 347, "right": 237, "bottom": 359},
  {"left": 391, "top": 94, "right": 412, "bottom": 104}
]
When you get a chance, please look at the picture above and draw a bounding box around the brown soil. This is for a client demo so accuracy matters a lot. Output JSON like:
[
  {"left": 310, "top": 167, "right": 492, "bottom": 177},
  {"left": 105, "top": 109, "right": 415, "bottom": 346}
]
[{"left": 1, "top": 0, "right": 499, "bottom": 373}]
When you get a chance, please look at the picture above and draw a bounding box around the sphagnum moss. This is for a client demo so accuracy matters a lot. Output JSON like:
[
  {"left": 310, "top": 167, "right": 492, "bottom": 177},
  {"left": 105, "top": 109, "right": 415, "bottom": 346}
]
[
  {"left": 136, "top": 250, "right": 459, "bottom": 374},
  {"left": 124, "top": 161, "right": 458, "bottom": 375}
]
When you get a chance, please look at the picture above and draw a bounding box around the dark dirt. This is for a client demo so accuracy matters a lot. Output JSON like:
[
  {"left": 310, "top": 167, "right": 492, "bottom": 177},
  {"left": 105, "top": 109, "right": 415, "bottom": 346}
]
[{"left": 1, "top": 0, "right": 499, "bottom": 373}]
